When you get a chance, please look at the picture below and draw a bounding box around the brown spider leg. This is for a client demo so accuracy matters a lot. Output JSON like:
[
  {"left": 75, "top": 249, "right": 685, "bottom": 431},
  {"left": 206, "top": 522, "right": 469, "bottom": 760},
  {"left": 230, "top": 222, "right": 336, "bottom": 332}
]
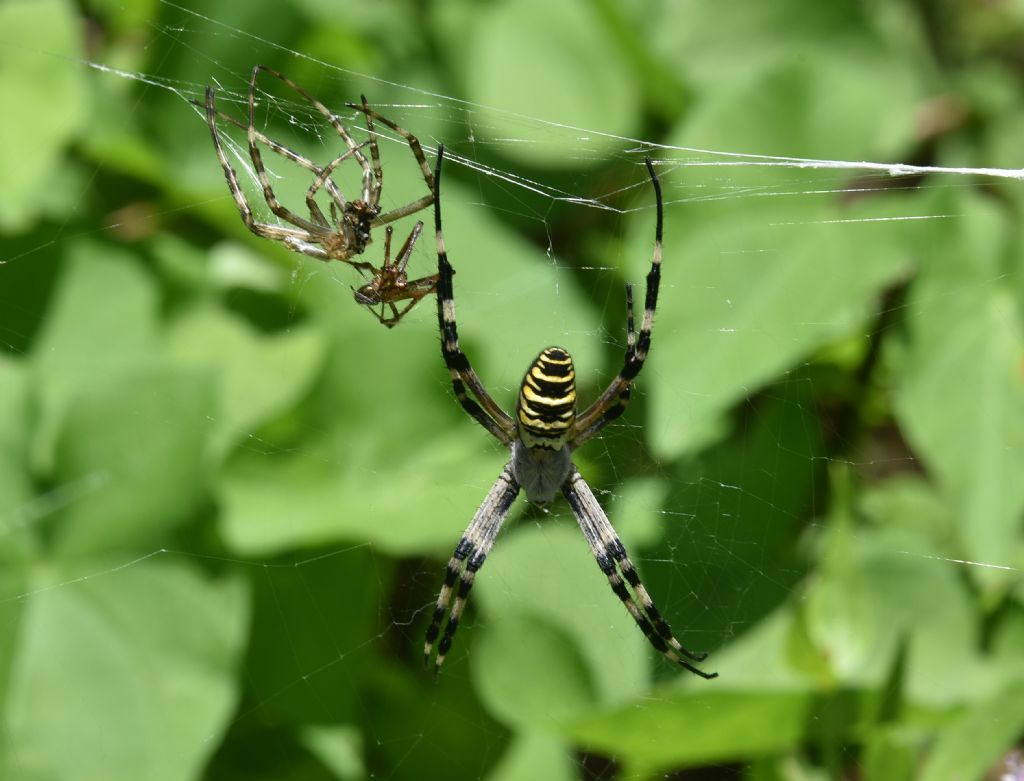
[
  {"left": 573, "top": 157, "right": 663, "bottom": 448},
  {"left": 367, "top": 225, "right": 395, "bottom": 324},
  {"left": 377, "top": 194, "right": 437, "bottom": 227},
  {"left": 563, "top": 468, "right": 716, "bottom": 679},
  {"left": 197, "top": 100, "right": 351, "bottom": 227},
  {"left": 391, "top": 219, "right": 424, "bottom": 275},
  {"left": 305, "top": 143, "right": 374, "bottom": 230},
  {"left": 373, "top": 273, "right": 439, "bottom": 328},
  {"left": 433, "top": 145, "right": 517, "bottom": 443},
  {"left": 352, "top": 222, "right": 435, "bottom": 327},
  {"left": 381, "top": 225, "right": 396, "bottom": 271},
  {"left": 246, "top": 67, "right": 325, "bottom": 233},
  {"left": 425, "top": 465, "right": 520, "bottom": 671},
  {"left": 252, "top": 65, "right": 373, "bottom": 183},
  {"left": 376, "top": 221, "right": 435, "bottom": 328},
  {"left": 251, "top": 66, "right": 375, "bottom": 216},
  {"left": 205, "top": 87, "right": 319, "bottom": 244},
  {"left": 346, "top": 97, "right": 436, "bottom": 226},
  {"left": 205, "top": 87, "right": 255, "bottom": 227},
  {"left": 383, "top": 292, "right": 432, "bottom": 327},
  {"left": 359, "top": 94, "right": 383, "bottom": 209}
]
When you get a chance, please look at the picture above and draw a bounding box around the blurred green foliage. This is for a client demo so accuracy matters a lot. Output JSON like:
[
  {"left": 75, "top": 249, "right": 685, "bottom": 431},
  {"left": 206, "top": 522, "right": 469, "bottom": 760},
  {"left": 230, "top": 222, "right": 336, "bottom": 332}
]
[{"left": 2, "top": 0, "right": 1024, "bottom": 779}]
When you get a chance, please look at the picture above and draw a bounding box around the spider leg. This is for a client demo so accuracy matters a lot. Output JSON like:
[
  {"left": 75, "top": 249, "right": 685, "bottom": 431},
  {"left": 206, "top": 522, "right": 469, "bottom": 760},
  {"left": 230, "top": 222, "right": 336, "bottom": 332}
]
[
  {"left": 306, "top": 144, "right": 369, "bottom": 225},
  {"left": 562, "top": 468, "right": 716, "bottom": 679},
  {"left": 198, "top": 99, "right": 349, "bottom": 227},
  {"left": 381, "top": 225, "right": 395, "bottom": 270},
  {"left": 358, "top": 94, "right": 384, "bottom": 208},
  {"left": 246, "top": 66, "right": 326, "bottom": 234},
  {"left": 434, "top": 145, "right": 517, "bottom": 444},
  {"left": 251, "top": 66, "right": 375, "bottom": 216},
  {"left": 369, "top": 271, "right": 439, "bottom": 328},
  {"left": 346, "top": 97, "right": 436, "bottom": 224},
  {"left": 573, "top": 157, "right": 663, "bottom": 448},
  {"left": 205, "top": 86, "right": 258, "bottom": 229},
  {"left": 624, "top": 281, "right": 637, "bottom": 358},
  {"left": 377, "top": 193, "right": 438, "bottom": 227},
  {"left": 393, "top": 220, "right": 424, "bottom": 275},
  {"left": 252, "top": 65, "right": 373, "bottom": 180},
  {"left": 350, "top": 222, "right": 435, "bottom": 327},
  {"left": 205, "top": 87, "right": 330, "bottom": 246},
  {"left": 425, "top": 465, "right": 520, "bottom": 671}
]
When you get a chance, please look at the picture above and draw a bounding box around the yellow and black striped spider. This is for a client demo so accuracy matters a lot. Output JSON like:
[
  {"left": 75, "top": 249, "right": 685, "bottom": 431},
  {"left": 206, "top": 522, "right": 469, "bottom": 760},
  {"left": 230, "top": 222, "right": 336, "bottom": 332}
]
[
  {"left": 427, "top": 146, "right": 717, "bottom": 679},
  {"left": 202, "top": 65, "right": 437, "bottom": 326}
]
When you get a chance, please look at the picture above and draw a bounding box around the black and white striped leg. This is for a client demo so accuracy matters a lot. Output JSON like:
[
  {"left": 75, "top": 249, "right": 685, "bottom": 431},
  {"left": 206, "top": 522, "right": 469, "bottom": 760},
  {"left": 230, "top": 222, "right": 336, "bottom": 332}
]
[
  {"left": 425, "top": 465, "right": 520, "bottom": 671},
  {"left": 622, "top": 157, "right": 663, "bottom": 381},
  {"left": 562, "top": 468, "right": 716, "bottom": 679},
  {"left": 573, "top": 156, "right": 664, "bottom": 446},
  {"left": 433, "top": 145, "right": 517, "bottom": 444}
]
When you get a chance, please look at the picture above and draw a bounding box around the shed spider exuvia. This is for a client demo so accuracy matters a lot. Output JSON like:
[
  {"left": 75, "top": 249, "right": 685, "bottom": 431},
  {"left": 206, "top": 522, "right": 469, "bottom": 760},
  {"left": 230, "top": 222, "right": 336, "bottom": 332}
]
[
  {"left": 202, "top": 65, "right": 438, "bottom": 326},
  {"left": 427, "top": 146, "right": 717, "bottom": 679}
]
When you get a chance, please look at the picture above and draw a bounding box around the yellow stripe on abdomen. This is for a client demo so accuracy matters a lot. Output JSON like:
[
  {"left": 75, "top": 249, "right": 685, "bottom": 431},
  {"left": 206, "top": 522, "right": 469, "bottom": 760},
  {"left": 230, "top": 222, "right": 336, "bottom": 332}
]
[{"left": 517, "top": 347, "right": 577, "bottom": 449}]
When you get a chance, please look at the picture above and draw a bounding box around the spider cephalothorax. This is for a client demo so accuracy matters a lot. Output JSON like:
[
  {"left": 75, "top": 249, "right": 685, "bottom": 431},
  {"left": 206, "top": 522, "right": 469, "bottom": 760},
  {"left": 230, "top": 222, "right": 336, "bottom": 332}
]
[
  {"left": 337, "top": 200, "right": 380, "bottom": 258},
  {"left": 425, "top": 145, "right": 717, "bottom": 679}
]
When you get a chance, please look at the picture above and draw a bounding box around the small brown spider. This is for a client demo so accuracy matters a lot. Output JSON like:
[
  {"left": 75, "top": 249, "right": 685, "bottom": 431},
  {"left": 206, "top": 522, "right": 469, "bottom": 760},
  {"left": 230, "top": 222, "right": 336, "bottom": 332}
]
[{"left": 353, "top": 221, "right": 439, "bottom": 328}]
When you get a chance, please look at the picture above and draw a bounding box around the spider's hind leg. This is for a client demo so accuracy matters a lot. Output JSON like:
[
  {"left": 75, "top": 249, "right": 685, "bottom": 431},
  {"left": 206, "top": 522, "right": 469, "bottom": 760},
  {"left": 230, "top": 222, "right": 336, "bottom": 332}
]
[
  {"left": 424, "top": 465, "right": 520, "bottom": 672},
  {"left": 562, "top": 468, "right": 717, "bottom": 679}
]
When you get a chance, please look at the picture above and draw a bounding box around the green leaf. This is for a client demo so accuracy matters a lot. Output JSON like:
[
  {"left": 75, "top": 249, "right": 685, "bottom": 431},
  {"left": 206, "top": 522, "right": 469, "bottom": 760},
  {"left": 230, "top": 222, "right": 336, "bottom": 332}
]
[
  {"left": 634, "top": 184, "right": 917, "bottom": 457},
  {"left": 650, "top": 381, "right": 821, "bottom": 664},
  {"left": 465, "top": 0, "right": 639, "bottom": 167},
  {"left": 0, "top": 0, "right": 87, "bottom": 231},
  {"left": 220, "top": 429, "right": 508, "bottom": 556},
  {"left": 486, "top": 732, "right": 575, "bottom": 781},
  {"left": 474, "top": 613, "right": 597, "bottom": 729},
  {"left": 2, "top": 558, "right": 248, "bottom": 781},
  {"left": 894, "top": 193, "right": 1024, "bottom": 597},
  {"left": 0, "top": 360, "right": 32, "bottom": 727},
  {"left": 31, "top": 241, "right": 160, "bottom": 472},
  {"left": 50, "top": 368, "right": 215, "bottom": 555},
  {"left": 166, "top": 306, "right": 327, "bottom": 460},
  {"left": 473, "top": 521, "right": 649, "bottom": 705},
  {"left": 674, "top": 36, "right": 919, "bottom": 161},
  {"left": 862, "top": 727, "right": 919, "bottom": 781},
  {"left": 244, "top": 545, "right": 381, "bottom": 725},
  {"left": 299, "top": 724, "right": 365, "bottom": 781},
  {"left": 568, "top": 689, "right": 812, "bottom": 773},
  {"left": 0, "top": 355, "right": 35, "bottom": 560},
  {"left": 803, "top": 472, "right": 876, "bottom": 680},
  {"left": 919, "top": 679, "right": 1024, "bottom": 781},
  {"left": 801, "top": 502, "right": 983, "bottom": 706},
  {"left": 657, "top": 0, "right": 878, "bottom": 87}
]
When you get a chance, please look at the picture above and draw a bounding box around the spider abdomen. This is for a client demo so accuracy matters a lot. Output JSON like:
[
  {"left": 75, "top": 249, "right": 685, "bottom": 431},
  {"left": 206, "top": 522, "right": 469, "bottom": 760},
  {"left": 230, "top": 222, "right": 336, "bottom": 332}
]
[{"left": 516, "top": 347, "right": 577, "bottom": 450}]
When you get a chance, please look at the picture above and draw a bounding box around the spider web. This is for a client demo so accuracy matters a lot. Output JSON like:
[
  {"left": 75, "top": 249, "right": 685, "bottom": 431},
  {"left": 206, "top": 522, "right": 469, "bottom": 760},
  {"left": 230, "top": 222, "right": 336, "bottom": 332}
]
[{"left": 2, "top": 1, "right": 1024, "bottom": 780}]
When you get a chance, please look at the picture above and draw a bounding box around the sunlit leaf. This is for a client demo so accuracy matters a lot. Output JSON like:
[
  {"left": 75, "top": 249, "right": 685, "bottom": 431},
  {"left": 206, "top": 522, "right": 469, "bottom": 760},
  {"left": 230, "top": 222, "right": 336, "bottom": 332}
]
[
  {"left": 2, "top": 559, "right": 248, "bottom": 781},
  {"left": 0, "top": 0, "right": 87, "bottom": 231}
]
